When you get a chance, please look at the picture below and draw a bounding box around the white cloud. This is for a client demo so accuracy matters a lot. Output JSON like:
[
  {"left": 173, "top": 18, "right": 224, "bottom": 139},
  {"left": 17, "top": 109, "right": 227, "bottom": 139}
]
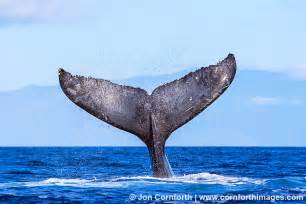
[
  {"left": 240, "top": 62, "right": 306, "bottom": 81},
  {"left": 0, "top": 0, "right": 77, "bottom": 21},
  {"left": 251, "top": 96, "right": 281, "bottom": 105},
  {"left": 251, "top": 96, "right": 303, "bottom": 106},
  {"left": 290, "top": 99, "right": 304, "bottom": 105},
  {"left": 289, "top": 63, "right": 306, "bottom": 80}
]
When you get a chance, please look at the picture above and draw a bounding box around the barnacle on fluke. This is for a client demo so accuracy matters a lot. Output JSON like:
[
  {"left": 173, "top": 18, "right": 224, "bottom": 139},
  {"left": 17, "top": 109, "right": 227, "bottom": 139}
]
[{"left": 58, "top": 54, "right": 236, "bottom": 178}]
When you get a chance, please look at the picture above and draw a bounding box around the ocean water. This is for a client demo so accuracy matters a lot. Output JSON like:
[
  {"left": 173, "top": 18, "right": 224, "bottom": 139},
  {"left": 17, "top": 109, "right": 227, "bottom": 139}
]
[{"left": 0, "top": 147, "right": 305, "bottom": 203}]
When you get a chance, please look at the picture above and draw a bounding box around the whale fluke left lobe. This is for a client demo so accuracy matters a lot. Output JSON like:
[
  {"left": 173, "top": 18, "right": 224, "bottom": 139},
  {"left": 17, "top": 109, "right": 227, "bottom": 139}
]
[{"left": 59, "top": 69, "right": 152, "bottom": 145}]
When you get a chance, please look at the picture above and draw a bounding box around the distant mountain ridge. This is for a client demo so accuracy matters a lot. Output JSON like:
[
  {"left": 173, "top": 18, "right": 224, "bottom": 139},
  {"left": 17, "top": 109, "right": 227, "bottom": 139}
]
[{"left": 0, "top": 70, "right": 305, "bottom": 146}]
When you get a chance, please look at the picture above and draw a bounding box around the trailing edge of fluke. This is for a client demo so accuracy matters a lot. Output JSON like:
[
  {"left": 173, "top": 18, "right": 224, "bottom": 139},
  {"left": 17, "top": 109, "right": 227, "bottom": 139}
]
[{"left": 58, "top": 54, "right": 236, "bottom": 178}]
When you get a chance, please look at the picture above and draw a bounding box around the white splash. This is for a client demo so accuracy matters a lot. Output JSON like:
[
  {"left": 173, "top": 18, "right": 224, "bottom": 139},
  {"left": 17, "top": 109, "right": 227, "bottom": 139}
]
[
  {"left": 169, "top": 172, "right": 265, "bottom": 185},
  {"left": 2, "top": 172, "right": 265, "bottom": 188},
  {"left": 25, "top": 178, "right": 125, "bottom": 188},
  {"left": 112, "top": 172, "right": 266, "bottom": 186}
]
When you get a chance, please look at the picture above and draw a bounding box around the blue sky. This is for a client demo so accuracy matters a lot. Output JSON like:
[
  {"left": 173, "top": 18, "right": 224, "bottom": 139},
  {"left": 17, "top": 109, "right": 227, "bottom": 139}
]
[
  {"left": 0, "top": 0, "right": 305, "bottom": 146},
  {"left": 0, "top": 0, "right": 306, "bottom": 91}
]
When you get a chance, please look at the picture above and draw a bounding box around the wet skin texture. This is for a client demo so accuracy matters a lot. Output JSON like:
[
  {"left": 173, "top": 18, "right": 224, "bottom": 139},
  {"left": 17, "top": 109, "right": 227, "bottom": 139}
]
[{"left": 58, "top": 54, "right": 236, "bottom": 178}]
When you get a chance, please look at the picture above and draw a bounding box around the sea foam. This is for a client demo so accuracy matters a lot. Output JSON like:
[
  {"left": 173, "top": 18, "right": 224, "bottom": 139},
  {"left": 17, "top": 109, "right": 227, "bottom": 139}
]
[{"left": 19, "top": 172, "right": 265, "bottom": 188}]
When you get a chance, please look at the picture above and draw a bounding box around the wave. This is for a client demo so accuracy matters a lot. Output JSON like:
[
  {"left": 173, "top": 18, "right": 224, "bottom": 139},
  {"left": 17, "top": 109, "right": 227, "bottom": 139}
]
[
  {"left": 110, "top": 172, "right": 266, "bottom": 186},
  {"left": 0, "top": 172, "right": 266, "bottom": 188},
  {"left": 3, "top": 170, "right": 34, "bottom": 175},
  {"left": 273, "top": 187, "right": 306, "bottom": 194},
  {"left": 167, "top": 172, "right": 265, "bottom": 185},
  {"left": 28, "top": 160, "right": 47, "bottom": 167}
]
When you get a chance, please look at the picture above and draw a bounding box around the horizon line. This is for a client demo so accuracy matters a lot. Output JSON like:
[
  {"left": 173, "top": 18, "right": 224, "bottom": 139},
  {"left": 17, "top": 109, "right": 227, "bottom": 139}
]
[{"left": 0, "top": 146, "right": 305, "bottom": 148}]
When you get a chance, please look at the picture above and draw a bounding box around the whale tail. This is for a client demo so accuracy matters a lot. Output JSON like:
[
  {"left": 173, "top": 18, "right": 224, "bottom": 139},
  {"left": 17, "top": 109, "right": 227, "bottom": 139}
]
[{"left": 58, "top": 54, "right": 236, "bottom": 177}]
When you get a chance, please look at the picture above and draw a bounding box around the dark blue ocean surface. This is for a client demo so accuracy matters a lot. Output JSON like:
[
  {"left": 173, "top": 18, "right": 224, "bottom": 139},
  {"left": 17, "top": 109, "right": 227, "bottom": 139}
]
[{"left": 0, "top": 147, "right": 305, "bottom": 203}]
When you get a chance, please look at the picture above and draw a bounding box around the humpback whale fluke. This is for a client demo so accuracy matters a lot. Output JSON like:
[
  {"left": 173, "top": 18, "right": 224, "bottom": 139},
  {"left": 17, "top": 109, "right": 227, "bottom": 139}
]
[{"left": 58, "top": 54, "right": 236, "bottom": 178}]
